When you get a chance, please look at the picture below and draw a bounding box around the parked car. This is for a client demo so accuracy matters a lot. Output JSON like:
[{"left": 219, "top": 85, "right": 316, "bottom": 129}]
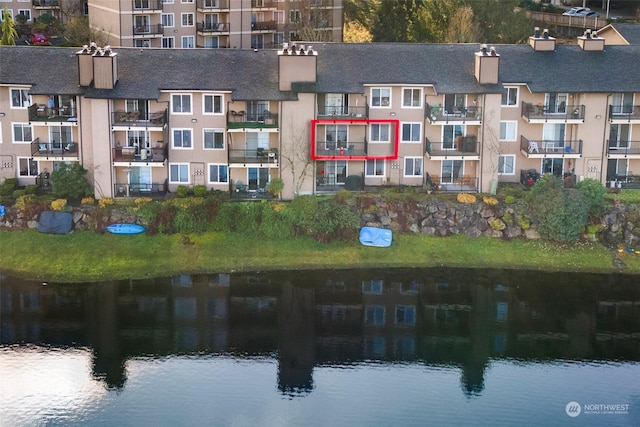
[
  {"left": 29, "top": 33, "right": 49, "bottom": 45},
  {"left": 563, "top": 7, "right": 590, "bottom": 16},
  {"left": 580, "top": 11, "right": 599, "bottom": 17}
]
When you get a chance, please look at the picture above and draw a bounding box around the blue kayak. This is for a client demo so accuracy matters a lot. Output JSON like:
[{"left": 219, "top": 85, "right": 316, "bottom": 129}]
[
  {"left": 106, "top": 223, "right": 146, "bottom": 235},
  {"left": 359, "top": 226, "right": 392, "bottom": 247}
]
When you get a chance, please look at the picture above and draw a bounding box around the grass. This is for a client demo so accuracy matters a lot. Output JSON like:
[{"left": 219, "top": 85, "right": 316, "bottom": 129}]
[{"left": 1, "top": 230, "right": 637, "bottom": 283}]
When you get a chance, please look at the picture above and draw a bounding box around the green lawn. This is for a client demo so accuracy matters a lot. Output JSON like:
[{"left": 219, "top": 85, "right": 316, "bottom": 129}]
[{"left": 1, "top": 230, "right": 637, "bottom": 283}]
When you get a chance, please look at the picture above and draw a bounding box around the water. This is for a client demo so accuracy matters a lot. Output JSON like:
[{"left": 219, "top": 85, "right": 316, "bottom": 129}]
[{"left": 1, "top": 268, "right": 639, "bottom": 426}]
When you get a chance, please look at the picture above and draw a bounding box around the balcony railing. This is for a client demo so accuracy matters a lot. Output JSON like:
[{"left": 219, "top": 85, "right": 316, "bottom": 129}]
[
  {"left": 426, "top": 137, "right": 478, "bottom": 157},
  {"left": 197, "top": 0, "right": 230, "bottom": 10},
  {"left": 231, "top": 181, "right": 275, "bottom": 199},
  {"left": 113, "top": 145, "right": 167, "bottom": 163},
  {"left": 607, "top": 141, "right": 640, "bottom": 156},
  {"left": 133, "top": 24, "right": 163, "bottom": 36},
  {"left": 31, "top": 138, "right": 78, "bottom": 158},
  {"left": 197, "top": 22, "right": 230, "bottom": 33},
  {"left": 521, "top": 136, "right": 583, "bottom": 155},
  {"left": 315, "top": 141, "right": 366, "bottom": 158},
  {"left": 32, "top": 0, "right": 60, "bottom": 8},
  {"left": 428, "top": 174, "right": 478, "bottom": 192},
  {"left": 112, "top": 109, "right": 167, "bottom": 127},
  {"left": 426, "top": 103, "right": 482, "bottom": 123},
  {"left": 29, "top": 103, "right": 77, "bottom": 122},
  {"left": 229, "top": 148, "right": 279, "bottom": 164},
  {"left": 251, "top": 0, "right": 276, "bottom": 8},
  {"left": 317, "top": 105, "right": 368, "bottom": 119},
  {"left": 609, "top": 105, "right": 640, "bottom": 122},
  {"left": 521, "top": 102, "right": 585, "bottom": 122},
  {"left": 132, "top": 0, "right": 163, "bottom": 11},
  {"left": 114, "top": 182, "right": 167, "bottom": 198},
  {"left": 251, "top": 21, "right": 277, "bottom": 31},
  {"left": 227, "top": 111, "right": 278, "bottom": 129}
]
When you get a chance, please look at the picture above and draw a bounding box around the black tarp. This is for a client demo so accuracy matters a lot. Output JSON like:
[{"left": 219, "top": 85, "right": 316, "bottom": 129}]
[{"left": 38, "top": 211, "right": 73, "bottom": 234}]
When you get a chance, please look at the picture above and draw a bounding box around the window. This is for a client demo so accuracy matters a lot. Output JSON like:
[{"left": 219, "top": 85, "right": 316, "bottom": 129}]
[
  {"left": 502, "top": 87, "right": 518, "bottom": 106},
  {"left": 401, "top": 123, "right": 421, "bottom": 142},
  {"left": 18, "top": 158, "right": 38, "bottom": 177},
  {"left": 208, "top": 164, "right": 228, "bottom": 183},
  {"left": 162, "top": 37, "right": 175, "bottom": 48},
  {"left": 443, "top": 124, "right": 464, "bottom": 149},
  {"left": 371, "top": 88, "right": 390, "bottom": 107},
  {"left": 274, "top": 10, "right": 284, "bottom": 23},
  {"left": 365, "top": 159, "right": 385, "bottom": 177},
  {"left": 402, "top": 88, "right": 422, "bottom": 108},
  {"left": 172, "top": 129, "right": 192, "bottom": 148},
  {"left": 370, "top": 123, "right": 390, "bottom": 143},
  {"left": 498, "top": 155, "right": 515, "bottom": 175},
  {"left": 1, "top": 10, "right": 13, "bottom": 21},
  {"left": 203, "top": 129, "right": 224, "bottom": 149},
  {"left": 161, "top": 13, "right": 174, "bottom": 27},
  {"left": 181, "top": 0, "right": 194, "bottom": 3},
  {"left": 274, "top": 32, "right": 284, "bottom": 46},
  {"left": 18, "top": 10, "right": 30, "bottom": 21},
  {"left": 11, "top": 89, "right": 30, "bottom": 108},
  {"left": 404, "top": 157, "right": 423, "bottom": 177},
  {"left": 364, "top": 305, "right": 385, "bottom": 325},
  {"left": 203, "top": 94, "right": 223, "bottom": 114},
  {"left": 12, "top": 123, "right": 32, "bottom": 143},
  {"left": 169, "top": 163, "right": 189, "bottom": 183},
  {"left": 135, "top": 39, "right": 151, "bottom": 48},
  {"left": 395, "top": 305, "right": 416, "bottom": 325},
  {"left": 362, "top": 279, "right": 383, "bottom": 294},
  {"left": 172, "top": 94, "right": 192, "bottom": 114},
  {"left": 181, "top": 13, "right": 194, "bottom": 27},
  {"left": 500, "top": 121, "right": 517, "bottom": 141},
  {"left": 182, "top": 36, "right": 194, "bottom": 48},
  {"left": 162, "top": 0, "right": 174, "bottom": 3},
  {"left": 289, "top": 9, "right": 300, "bottom": 23}
]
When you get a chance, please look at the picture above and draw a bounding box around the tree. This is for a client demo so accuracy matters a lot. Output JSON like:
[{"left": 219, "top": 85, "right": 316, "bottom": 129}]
[
  {"left": 343, "top": 21, "right": 372, "bottom": 43},
  {"left": 445, "top": 6, "right": 481, "bottom": 43},
  {"left": 289, "top": 0, "right": 337, "bottom": 43},
  {"left": 1, "top": 8, "right": 18, "bottom": 46},
  {"left": 63, "top": 15, "right": 106, "bottom": 47},
  {"left": 466, "top": 0, "right": 533, "bottom": 44},
  {"left": 279, "top": 117, "right": 315, "bottom": 197}
]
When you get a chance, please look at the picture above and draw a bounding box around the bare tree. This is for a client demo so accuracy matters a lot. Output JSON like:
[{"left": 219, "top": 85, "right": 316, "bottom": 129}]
[
  {"left": 289, "top": 0, "right": 337, "bottom": 43},
  {"left": 445, "top": 6, "right": 481, "bottom": 43},
  {"left": 279, "top": 117, "right": 315, "bottom": 196},
  {"left": 482, "top": 111, "right": 502, "bottom": 195}
]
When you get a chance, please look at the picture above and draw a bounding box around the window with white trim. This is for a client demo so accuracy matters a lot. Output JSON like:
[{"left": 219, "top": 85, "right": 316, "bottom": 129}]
[
  {"left": 203, "top": 94, "right": 223, "bottom": 114},
  {"left": 364, "top": 305, "right": 385, "bottom": 325},
  {"left": 502, "top": 87, "right": 518, "bottom": 106},
  {"left": 208, "top": 164, "right": 228, "bottom": 183},
  {"left": 500, "top": 121, "right": 517, "bottom": 141},
  {"left": 181, "top": 13, "right": 194, "bottom": 26},
  {"left": 162, "top": 37, "right": 175, "bottom": 48},
  {"left": 18, "top": 10, "right": 31, "bottom": 21},
  {"left": 362, "top": 279, "right": 383, "bottom": 294},
  {"left": 498, "top": 155, "right": 515, "bottom": 175},
  {"left": 10, "top": 89, "right": 30, "bottom": 108},
  {"left": 404, "top": 157, "right": 423, "bottom": 177},
  {"left": 169, "top": 163, "right": 189, "bottom": 183},
  {"left": 402, "top": 88, "right": 422, "bottom": 108},
  {"left": 365, "top": 159, "right": 385, "bottom": 177},
  {"left": 162, "top": 0, "right": 174, "bottom": 3},
  {"left": 370, "top": 123, "right": 390, "bottom": 143},
  {"left": 395, "top": 305, "right": 416, "bottom": 325},
  {"left": 161, "top": 13, "right": 174, "bottom": 27},
  {"left": 1, "top": 10, "right": 13, "bottom": 21},
  {"left": 203, "top": 129, "right": 224, "bottom": 149},
  {"left": 12, "top": 123, "right": 32, "bottom": 143},
  {"left": 401, "top": 122, "right": 421, "bottom": 142},
  {"left": 172, "top": 129, "right": 192, "bottom": 148},
  {"left": 289, "top": 9, "right": 300, "bottom": 23},
  {"left": 371, "top": 88, "right": 390, "bottom": 107},
  {"left": 171, "top": 94, "right": 192, "bottom": 114},
  {"left": 182, "top": 36, "right": 194, "bottom": 48},
  {"left": 275, "top": 10, "right": 284, "bottom": 23},
  {"left": 18, "top": 157, "right": 38, "bottom": 177}
]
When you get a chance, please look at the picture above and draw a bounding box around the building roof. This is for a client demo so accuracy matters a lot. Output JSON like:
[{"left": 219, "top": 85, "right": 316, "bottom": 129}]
[{"left": 604, "top": 23, "right": 640, "bottom": 45}]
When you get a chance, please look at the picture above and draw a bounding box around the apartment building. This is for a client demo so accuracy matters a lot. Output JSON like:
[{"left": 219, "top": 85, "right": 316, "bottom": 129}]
[
  {"left": 0, "top": 0, "right": 71, "bottom": 23},
  {"left": 87, "top": 0, "right": 343, "bottom": 49},
  {"left": 1, "top": 31, "right": 640, "bottom": 201}
]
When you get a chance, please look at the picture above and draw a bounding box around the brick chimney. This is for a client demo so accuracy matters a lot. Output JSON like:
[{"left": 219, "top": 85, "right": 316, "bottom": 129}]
[
  {"left": 474, "top": 44, "right": 500, "bottom": 84},
  {"left": 529, "top": 27, "right": 556, "bottom": 51},
  {"left": 278, "top": 43, "right": 317, "bottom": 91},
  {"left": 578, "top": 29, "right": 605, "bottom": 51}
]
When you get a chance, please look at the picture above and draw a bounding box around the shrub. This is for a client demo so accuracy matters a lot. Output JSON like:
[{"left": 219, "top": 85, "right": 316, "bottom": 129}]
[
  {"left": 25, "top": 185, "right": 39, "bottom": 195},
  {"left": 193, "top": 185, "right": 207, "bottom": 197},
  {"left": 489, "top": 218, "right": 506, "bottom": 231},
  {"left": 12, "top": 189, "right": 26, "bottom": 199},
  {"left": 266, "top": 178, "right": 284, "bottom": 197},
  {"left": 176, "top": 185, "right": 190, "bottom": 198},
  {"left": 81, "top": 196, "right": 95, "bottom": 205},
  {"left": 575, "top": 178, "right": 606, "bottom": 217},
  {"left": 134, "top": 197, "right": 153, "bottom": 207},
  {"left": 51, "top": 199, "right": 67, "bottom": 211},
  {"left": 98, "top": 197, "right": 114, "bottom": 208},
  {"left": 50, "top": 163, "right": 92, "bottom": 200},
  {"left": 0, "top": 178, "right": 19, "bottom": 197},
  {"left": 457, "top": 193, "right": 477, "bottom": 204},
  {"left": 15, "top": 194, "right": 36, "bottom": 211},
  {"left": 504, "top": 195, "right": 516, "bottom": 204},
  {"left": 483, "top": 196, "right": 499, "bottom": 206}
]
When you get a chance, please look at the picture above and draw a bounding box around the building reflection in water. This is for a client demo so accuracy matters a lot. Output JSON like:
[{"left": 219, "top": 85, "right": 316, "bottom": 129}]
[{"left": 1, "top": 269, "right": 638, "bottom": 397}]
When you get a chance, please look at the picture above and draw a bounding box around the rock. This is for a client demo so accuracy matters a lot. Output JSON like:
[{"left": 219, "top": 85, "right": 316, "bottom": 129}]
[
  {"left": 524, "top": 228, "right": 540, "bottom": 239},
  {"left": 27, "top": 220, "right": 38, "bottom": 229}
]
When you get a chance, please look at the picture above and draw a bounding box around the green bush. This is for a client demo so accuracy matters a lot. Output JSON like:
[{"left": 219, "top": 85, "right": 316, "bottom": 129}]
[
  {"left": 50, "top": 163, "right": 92, "bottom": 200},
  {"left": 504, "top": 195, "right": 516, "bottom": 204},
  {"left": 527, "top": 175, "right": 588, "bottom": 242},
  {"left": 576, "top": 178, "right": 606, "bottom": 216},
  {"left": 25, "top": 185, "right": 39, "bottom": 195},
  {"left": 176, "top": 185, "right": 190, "bottom": 198},
  {"left": 266, "top": 178, "right": 284, "bottom": 197},
  {"left": 605, "top": 190, "right": 640, "bottom": 204},
  {"left": 193, "top": 185, "right": 207, "bottom": 197},
  {"left": 0, "top": 178, "right": 19, "bottom": 197},
  {"left": 12, "top": 189, "right": 26, "bottom": 199}
]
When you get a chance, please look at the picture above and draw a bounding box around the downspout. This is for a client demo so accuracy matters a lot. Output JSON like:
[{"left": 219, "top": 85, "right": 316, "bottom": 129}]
[
  {"left": 600, "top": 93, "right": 611, "bottom": 184},
  {"left": 479, "top": 94, "right": 487, "bottom": 193}
]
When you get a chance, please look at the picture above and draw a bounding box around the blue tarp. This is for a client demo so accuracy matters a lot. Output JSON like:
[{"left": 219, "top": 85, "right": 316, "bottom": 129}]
[
  {"left": 38, "top": 211, "right": 73, "bottom": 234},
  {"left": 359, "top": 227, "right": 393, "bottom": 247}
]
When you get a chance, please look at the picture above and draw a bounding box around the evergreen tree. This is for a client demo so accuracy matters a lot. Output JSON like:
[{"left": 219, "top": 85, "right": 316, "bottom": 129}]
[{"left": 1, "top": 7, "right": 18, "bottom": 46}]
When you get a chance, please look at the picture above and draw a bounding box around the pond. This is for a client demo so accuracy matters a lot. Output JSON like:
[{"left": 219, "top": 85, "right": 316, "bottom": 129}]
[{"left": 1, "top": 268, "right": 639, "bottom": 426}]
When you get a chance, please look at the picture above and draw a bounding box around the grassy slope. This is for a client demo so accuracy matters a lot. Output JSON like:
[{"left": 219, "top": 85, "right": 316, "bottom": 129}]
[{"left": 2, "top": 230, "right": 639, "bottom": 282}]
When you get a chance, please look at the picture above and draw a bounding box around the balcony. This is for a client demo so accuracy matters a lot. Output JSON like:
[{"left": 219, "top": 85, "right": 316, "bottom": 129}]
[
  {"left": 113, "top": 144, "right": 167, "bottom": 164},
  {"left": 29, "top": 103, "right": 77, "bottom": 123},
  {"left": 31, "top": 138, "right": 78, "bottom": 160},
  {"left": 251, "top": 21, "right": 277, "bottom": 31},
  {"left": 520, "top": 136, "right": 582, "bottom": 158},
  {"left": 426, "top": 103, "right": 482, "bottom": 124},
  {"left": 317, "top": 105, "right": 368, "bottom": 119},
  {"left": 112, "top": 109, "right": 168, "bottom": 128},
  {"left": 251, "top": 0, "right": 276, "bottom": 9},
  {"left": 428, "top": 174, "right": 478, "bottom": 192},
  {"left": 426, "top": 137, "right": 479, "bottom": 159},
  {"left": 133, "top": 24, "right": 163, "bottom": 36},
  {"left": 231, "top": 181, "right": 276, "bottom": 200},
  {"left": 32, "top": 0, "right": 60, "bottom": 8},
  {"left": 609, "top": 175, "right": 640, "bottom": 190},
  {"left": 227, "top": 111, "right": 278, "bottom": 129},
  {"left": 521, "top": 102, "right": 585, "bottom": 123},
  {"left": 197, "top": 22, "right": 230, "bottom": 33},
  {"left": 132, "top": 0, "right": 163, "bottom": 12},
  {"left": 114, "top": 182, "right": 167, "bottom": 198},
  {"left": 197, "top": 0, "right": 230, "bottom": 11},
  {"left": 607, "top": 141, "right": 640, "bottom": 159},
  {"left": 609, "top": 105, "right": 640, "bottom": 123},
  {"left": 229, "top": 148, "right": 279, "bottom": 166},
  {"left": 314, "top": 141, "right": 367, "bottom": 158}
]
